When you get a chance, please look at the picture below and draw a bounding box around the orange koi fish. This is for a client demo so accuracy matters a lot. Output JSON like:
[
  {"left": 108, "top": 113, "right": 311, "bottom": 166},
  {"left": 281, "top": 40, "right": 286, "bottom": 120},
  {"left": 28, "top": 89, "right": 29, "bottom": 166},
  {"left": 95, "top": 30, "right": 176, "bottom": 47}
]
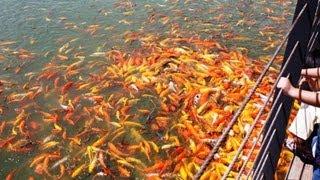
[{"left": 61, "top": 81, "right": 73, "bottom": 94}]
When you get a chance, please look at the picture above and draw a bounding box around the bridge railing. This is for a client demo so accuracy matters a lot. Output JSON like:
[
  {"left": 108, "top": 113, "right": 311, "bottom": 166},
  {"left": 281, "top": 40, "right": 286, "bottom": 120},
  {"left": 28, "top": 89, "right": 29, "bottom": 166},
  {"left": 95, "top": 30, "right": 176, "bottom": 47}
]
[{"left": 193, "top": 0, "right": 320, "bottom": 179}]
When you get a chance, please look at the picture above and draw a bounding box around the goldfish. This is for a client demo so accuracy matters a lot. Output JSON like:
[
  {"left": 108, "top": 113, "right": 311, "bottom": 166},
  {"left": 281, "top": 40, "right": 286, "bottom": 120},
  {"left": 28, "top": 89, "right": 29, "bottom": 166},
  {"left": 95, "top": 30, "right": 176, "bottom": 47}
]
[
  {"left": 51, "top": 156, "right": 69, "bottom": 169},
  {"left": 0, "top": 41, "right": 16, "bottom": 46},
  {"left": 71, "top": 164, "right": 86, "bottom": 178},
  {"left": 108, "top": 142, "right": 129, "bottom": 157},
  {"left": 0, "top": 5, "right": 287, "bottom": 177},
  {"left": 61, "top": 81, "right": 73, "bottom": 94}
]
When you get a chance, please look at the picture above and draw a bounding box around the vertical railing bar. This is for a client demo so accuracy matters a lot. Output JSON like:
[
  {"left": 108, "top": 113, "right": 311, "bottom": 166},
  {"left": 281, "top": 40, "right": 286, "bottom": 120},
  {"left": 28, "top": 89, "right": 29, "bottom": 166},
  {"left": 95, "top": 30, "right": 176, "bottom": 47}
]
[
  {"left": 307, "top": 17, "right": 320, "bottom": 50},
  {"left": 252, "top": 104, "right": 283, "bottom": 178},
  {"left": 284, "top": 155, "right": 296, "bottom": 180},
  {"left": 236, "top": 90, "right": 282, "bottom": 178},
  {"left": 312, "top": 0, "right": 320, "bottom": 27},
  {"left": 251, "top": 40, "right": 303, "bottom": 174},
  {"left": 305, "top": 0, "right": 319, "bottom": 53},
  {"left": 256, "top": 170, "right": 265, "bottom": 180},
  {"left": 307, "top": 32, "right": 315, "bottom": 50},
  {"left": 246, "top": 1, "right": 318, "bottom": 179},
  {"left": 245, "top": 92, "right": 285, "bottom": 178},
  {"left": 253, "top": 7, "right": 308, "bottom": 176},
  {"left": 235, "top": 88, "right": 282, "bottom": 179},
  {"left": 237, "top": 43, "right": 301, "bottom": 180},
  {"left": 254, "top": 130, "right": 277, "bottom": 179},
  {"left": 309, "top": 32, "right": 319, "bottom": 52},
  {"left": 307, "top": 32, "right": 316, "bottom": 49},
  {"left": 236, "top": 45, "right": 299, "bottom": 180},
  {"left": 221, "top": 42, "right": 299, "bottom": 180},
  {"left": 243, "top": 102, "right": 282, "bottom": 180},
  {"left": 306, "top": 0, "right": 320, "bottom": 53},
  {"left": 193, "top": 4, "right": 308, "bottom": 179}
]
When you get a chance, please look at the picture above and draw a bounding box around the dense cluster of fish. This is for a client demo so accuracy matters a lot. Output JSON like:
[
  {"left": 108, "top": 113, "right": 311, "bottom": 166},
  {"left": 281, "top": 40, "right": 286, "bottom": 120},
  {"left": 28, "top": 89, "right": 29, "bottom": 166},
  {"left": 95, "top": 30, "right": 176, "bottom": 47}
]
[
  {"left": 274, "top": 100, "right": 301, "bottom": 179},
  {"left": 0, "top": 35, "right": 282, "bottom": 179},
  {"left": 0, "top": 0, "right": 296, "bottom": 179}
]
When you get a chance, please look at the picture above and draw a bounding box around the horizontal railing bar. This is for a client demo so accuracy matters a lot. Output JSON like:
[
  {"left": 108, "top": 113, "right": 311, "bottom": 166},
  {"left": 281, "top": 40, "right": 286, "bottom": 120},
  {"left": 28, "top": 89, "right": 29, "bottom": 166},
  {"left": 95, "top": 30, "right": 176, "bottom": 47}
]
[{"left": 193, "top": 4, "right": 308, "bottom": 179}]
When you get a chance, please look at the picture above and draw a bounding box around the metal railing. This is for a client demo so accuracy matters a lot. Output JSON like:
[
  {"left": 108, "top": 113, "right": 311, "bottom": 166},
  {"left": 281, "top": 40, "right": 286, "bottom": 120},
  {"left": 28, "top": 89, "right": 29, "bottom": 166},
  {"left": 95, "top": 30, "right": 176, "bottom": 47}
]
[{"left": 194, "top": 0, "right": 320, "bottom": 179}]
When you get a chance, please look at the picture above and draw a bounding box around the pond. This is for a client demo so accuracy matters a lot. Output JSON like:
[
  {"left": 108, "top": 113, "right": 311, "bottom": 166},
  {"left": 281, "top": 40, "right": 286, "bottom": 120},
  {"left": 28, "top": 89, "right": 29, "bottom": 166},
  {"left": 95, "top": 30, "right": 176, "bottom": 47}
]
[{"left": 0, "top": 0, "right": 295, "bottom": 179}]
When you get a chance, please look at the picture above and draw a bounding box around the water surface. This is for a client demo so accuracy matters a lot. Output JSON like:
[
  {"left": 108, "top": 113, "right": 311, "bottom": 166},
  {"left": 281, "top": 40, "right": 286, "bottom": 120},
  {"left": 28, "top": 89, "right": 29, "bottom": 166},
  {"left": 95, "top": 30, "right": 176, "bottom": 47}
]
[{"left": 0, "top": 0, "right": 295, "bottom": 178}]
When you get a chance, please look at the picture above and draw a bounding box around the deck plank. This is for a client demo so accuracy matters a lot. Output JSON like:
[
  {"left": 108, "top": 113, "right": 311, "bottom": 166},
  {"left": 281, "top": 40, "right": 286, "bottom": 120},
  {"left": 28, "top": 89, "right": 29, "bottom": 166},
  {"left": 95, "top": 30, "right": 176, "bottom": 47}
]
[
  {"left": 301, "top": 164, "right": 313, "bottom": 180},
  {"left": 286, "top": 156, "right": 313, "bottom": 180}
]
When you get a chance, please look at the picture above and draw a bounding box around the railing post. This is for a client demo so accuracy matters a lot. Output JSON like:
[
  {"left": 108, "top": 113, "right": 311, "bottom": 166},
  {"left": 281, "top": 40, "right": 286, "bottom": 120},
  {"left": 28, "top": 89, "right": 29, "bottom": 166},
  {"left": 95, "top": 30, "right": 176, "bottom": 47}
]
[{"left": 252, "top": 0, "right": 319, "bottom": 178}]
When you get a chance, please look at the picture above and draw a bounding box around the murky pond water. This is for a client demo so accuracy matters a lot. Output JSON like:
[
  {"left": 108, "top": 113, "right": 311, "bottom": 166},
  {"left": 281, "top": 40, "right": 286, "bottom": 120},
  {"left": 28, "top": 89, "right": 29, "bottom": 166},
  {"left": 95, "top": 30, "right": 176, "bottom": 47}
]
[{"left": 0, "top": 0, "right": 295, "bottom": 179}]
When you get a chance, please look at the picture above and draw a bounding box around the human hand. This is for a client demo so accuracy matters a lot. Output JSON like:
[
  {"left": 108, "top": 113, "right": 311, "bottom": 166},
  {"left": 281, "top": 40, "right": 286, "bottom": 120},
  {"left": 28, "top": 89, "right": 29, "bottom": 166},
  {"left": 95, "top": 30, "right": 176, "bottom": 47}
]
[
  {"left": 298, "top": 77, "right": 306, "bottom": 86},
  {"left": 277, "top": 77, "right": 293, "bottom": 95},
  {"left": 301, "top": 68, "right": 307, "bottom": 76}
]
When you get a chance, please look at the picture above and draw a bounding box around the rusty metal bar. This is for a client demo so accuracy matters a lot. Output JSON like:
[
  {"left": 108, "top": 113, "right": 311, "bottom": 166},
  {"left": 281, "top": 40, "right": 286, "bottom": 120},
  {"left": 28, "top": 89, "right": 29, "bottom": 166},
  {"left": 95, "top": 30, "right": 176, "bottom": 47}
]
[
  {"left": 309, "top": 32, "right": 319, "bottom": 52},
  {"left": 255, "top": 130, "right": 277, "bottom": 179},
  {"left": 193, "top": 4, "right": 308, "bottom": 179},
  {"left": 250, "top": 38, "right": 302, "bottom": 177},
  {"left": 312, "top": 0, "right": 320, "bottom": 27},
  {"left": 235, "top": 90, "right": 287, "bottom": 179},
  {"left": 249, "top": 100, "right": 284, "bottom": 179},
  {"left": 237, "top": 90, "right": 283, "bottom": 179},
  {"left": 307, "top": 19, "right": 320, "bottom": 50},
  {"left": 237, "top": 13, "right": 309, "bottom": 178},
  {"left": 221, "top": 42, "right": 300, "bottom": 180},
  {"left": 253, "top": 105, "right": 284, "bottom": 178},
  {"left": 244, "top": 1, "right": 315, "bottom": 178}
]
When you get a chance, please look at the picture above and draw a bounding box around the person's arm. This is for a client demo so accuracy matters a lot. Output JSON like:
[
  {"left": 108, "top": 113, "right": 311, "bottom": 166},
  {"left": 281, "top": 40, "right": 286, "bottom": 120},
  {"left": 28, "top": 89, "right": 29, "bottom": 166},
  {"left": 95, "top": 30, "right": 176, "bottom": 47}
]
[
  {"left": 277, "top": 77, "right": 320, "bottom": 107},
  {"left": 301, "top": 68, "right": 320, "bottom": 78}
]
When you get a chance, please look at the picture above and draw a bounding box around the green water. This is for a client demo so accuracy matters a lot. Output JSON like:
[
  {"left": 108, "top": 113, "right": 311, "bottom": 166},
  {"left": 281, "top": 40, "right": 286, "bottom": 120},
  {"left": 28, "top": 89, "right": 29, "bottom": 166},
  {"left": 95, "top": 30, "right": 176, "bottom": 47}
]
[
  {"left": 0, "top": 0, "right": 295, "bottom": 179},
  {"left": 0, "top": 0, "right": 295, "bottom": 78}
]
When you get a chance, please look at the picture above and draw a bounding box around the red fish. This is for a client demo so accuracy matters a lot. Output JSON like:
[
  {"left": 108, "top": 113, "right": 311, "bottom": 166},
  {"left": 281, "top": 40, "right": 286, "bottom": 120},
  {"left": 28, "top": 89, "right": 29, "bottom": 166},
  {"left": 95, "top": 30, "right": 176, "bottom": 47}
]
[{"left": 61, "top": 82, "right": 73, "bottom": 94}]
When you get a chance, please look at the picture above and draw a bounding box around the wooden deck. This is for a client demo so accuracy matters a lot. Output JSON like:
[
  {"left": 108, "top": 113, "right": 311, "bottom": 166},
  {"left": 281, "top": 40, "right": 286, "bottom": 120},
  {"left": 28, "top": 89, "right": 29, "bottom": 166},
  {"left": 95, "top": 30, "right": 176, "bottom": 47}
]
[{"left": 286, "top": 156, "right": 313, "bottom": 180}]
